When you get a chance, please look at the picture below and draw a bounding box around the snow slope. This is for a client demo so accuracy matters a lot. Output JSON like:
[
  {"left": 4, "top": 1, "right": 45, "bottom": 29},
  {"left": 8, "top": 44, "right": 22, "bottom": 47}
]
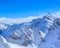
[
  {"left": 38, "top": 18, "right": 60, "bottom": 48},
  {"left": 0, "top": 35, "right": 37, "bottom": 48}
]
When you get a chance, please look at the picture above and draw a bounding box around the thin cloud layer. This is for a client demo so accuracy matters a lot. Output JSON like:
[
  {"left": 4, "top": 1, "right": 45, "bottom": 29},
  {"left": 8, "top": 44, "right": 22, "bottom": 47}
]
[
  {"left": 0, "top": 12, "right": 60, "bottom": 25},
  {"left": 0, "top": 16, "right": 42, "bottom": 25}
]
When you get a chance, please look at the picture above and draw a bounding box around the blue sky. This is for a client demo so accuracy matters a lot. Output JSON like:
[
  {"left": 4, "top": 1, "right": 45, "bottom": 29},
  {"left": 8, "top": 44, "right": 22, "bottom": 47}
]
[{"left": 0, "top": 0, "right": 60, "bottom": 18}]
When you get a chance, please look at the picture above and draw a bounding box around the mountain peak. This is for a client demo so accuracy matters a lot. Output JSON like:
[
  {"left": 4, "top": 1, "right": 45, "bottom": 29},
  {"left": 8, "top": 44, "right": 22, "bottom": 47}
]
[{"left": 44, "top": 12, "right": 55, "bottom": 22}]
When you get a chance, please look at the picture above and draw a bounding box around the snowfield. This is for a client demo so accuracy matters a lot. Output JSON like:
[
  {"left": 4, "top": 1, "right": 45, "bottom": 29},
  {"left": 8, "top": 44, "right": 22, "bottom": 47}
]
[{"left": 1, "top": 35, "right": 37, "bottom": 48}]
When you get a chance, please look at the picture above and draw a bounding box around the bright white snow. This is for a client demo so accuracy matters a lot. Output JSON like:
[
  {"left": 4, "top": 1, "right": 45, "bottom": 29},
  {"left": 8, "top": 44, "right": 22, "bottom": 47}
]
[{"left": 1, "top": 35, "right": 37, "bottom": 48}]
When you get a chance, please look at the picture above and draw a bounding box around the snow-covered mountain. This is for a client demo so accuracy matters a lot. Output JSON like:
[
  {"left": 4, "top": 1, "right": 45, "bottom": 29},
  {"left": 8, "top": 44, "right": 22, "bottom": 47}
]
[
  {"left": 0, "top": 13, "right": 60, "bottom": 48},
  {"left": 38, "top": 18, "right": 60, "bottom": 48}
]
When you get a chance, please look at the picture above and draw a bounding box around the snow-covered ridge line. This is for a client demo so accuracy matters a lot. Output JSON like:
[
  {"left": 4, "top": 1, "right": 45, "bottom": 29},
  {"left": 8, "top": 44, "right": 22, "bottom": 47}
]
[
  {"left": 0, "top": 13, "right": 57, "bottom": 30},
  {"left": 0, "top": 12, "right": 60, "bottom": 25}
]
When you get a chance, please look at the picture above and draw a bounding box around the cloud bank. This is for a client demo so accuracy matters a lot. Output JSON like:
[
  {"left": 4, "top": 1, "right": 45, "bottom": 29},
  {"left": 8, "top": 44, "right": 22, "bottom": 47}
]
[
  {"left": 0, "top": 16, "right": 42, "bottom": 25},
  {"left": 0, "top": 11, "right": 60, "bottom": 25}
]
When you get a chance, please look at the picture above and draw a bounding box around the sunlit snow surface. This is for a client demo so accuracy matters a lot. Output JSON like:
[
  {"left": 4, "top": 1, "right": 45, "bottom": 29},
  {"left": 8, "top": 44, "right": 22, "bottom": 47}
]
[{"left": 1, "top": 36, "right": 37, "bottom": 48}]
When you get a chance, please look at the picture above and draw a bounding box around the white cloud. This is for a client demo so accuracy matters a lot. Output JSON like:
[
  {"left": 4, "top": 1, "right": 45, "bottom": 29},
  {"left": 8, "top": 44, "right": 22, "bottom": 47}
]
[
  {"left": 0, "top": 11, "right": 60, "bottom": 25},
  {"left": 0, "top": 16, "right": 42, "bottom": 25}
]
